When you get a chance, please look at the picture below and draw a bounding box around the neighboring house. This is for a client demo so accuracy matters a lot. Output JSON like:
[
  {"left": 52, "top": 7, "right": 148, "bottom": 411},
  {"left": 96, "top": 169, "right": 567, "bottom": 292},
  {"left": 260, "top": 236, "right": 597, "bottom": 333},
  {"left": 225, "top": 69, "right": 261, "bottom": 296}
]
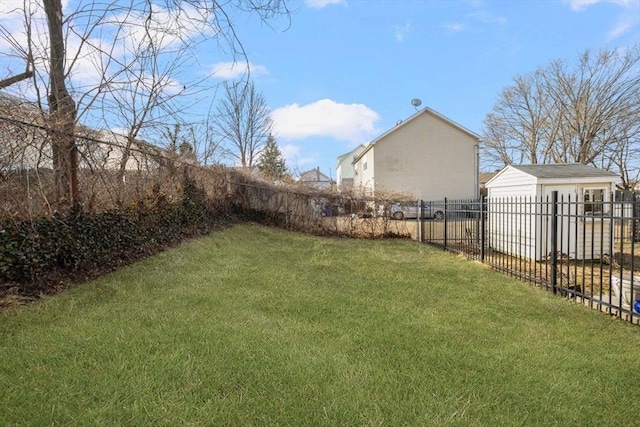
[
  {"left": 0, "top": 92, "right": 49, "bottom": 171},
  {"left": 0, "top": 91, "right": 167, "bottom": 173},
  {"left": 83, "top": 129, "right": 165, "bottom": 173},
  {"left": 299, "top": 167, "right": 334, "bottom": 189},
  {"left": 485, "top": 163, "right": 619, "bottom": 261},
  {"left": 479, "top": 170, "right": 500, "bottom": 197},
  {"left": 336, "top": 144, "right": 366, "bottom": 187},
  {"left": 352, "top": 107, "right": 480, "bottom": 200}
]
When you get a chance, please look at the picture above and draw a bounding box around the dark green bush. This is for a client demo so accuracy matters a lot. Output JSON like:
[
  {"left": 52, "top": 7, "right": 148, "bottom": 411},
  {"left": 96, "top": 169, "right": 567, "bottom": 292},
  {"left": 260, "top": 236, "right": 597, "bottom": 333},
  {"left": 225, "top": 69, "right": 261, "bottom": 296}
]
[{"left": 0, "top": 175, "right": 227, "bottom": 293}]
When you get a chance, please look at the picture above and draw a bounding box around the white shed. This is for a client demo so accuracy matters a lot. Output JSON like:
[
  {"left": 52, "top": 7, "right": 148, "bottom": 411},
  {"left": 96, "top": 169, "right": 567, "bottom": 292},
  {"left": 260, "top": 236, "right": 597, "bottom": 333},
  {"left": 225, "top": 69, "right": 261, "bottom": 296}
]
[{"left": 485, "top": 164, "right": 619, "bottom": 261}]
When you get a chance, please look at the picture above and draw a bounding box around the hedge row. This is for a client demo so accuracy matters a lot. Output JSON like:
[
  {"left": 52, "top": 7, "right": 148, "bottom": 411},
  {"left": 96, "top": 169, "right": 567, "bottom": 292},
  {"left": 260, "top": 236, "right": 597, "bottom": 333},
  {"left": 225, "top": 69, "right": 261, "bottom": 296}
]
[{"left": 0, "top": 177, "right": 234, "bottom": 294}]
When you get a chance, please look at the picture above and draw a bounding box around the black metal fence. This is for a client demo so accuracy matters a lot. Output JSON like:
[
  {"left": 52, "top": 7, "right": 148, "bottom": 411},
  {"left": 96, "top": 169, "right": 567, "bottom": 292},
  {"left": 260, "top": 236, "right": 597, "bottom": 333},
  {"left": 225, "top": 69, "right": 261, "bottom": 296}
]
[{"left": 418, "top": 193, "right": 640, "bottom": 325}]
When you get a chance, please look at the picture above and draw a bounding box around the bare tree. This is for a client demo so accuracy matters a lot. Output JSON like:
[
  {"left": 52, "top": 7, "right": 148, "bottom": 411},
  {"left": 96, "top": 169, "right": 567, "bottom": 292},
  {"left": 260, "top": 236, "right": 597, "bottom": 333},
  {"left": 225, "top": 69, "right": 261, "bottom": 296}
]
[
  {"left": 0, "top": 0, "right": 290, "bottom": 210},
  {"left": 0, "top": 65, "right": 33, "bottom": 89},
  {"left": 482, "top": 45, "right": 640, "bottom": 188},
  {"left": 213, "top": 80, "right": 273, "bottom": 167},
  {"left": 545, "top": 48, "right": 640, "bottom": 165},
  {"left": 43, "top": 0, "right": 79, "bottom": 211},
  {"left": 481, "top": 70, "right": 560, "bottom": 166},
  {"left": 190, "top": 121, "right": 223, "bottom": 166}
]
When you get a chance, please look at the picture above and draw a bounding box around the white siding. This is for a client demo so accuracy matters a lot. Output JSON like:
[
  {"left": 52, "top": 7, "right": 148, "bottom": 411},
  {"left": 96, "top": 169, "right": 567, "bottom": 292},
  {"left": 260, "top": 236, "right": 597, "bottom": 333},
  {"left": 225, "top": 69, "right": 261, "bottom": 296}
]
[
  {"left": 488, "top": 184, "right": 535, "bottom": 198},
  {"left": 372, "top": 111, "right": 477, "bottom": 200},
  {"left": 487, "top": 168, "right": 616, "bottom": 261},
  {"left": 336, "top": 145, "right": 365, "bottom": 187},
  {"left": 485, "top": 166, "right": 537, "bottom": 195},
  {"left": 488, "top": 196, "right": 543, "bottom": 260},
  {"left": 353, "top": 158, "right": 361, "bottom": 187},
  {"left": 486, "top": 168, "right": 540, "bottom": 259},
  {"left": 577, "top": 219, "right": 612, "bottom": 259},
  {"left": 356, "top": 149, "right": 375, "bottom": 195}
]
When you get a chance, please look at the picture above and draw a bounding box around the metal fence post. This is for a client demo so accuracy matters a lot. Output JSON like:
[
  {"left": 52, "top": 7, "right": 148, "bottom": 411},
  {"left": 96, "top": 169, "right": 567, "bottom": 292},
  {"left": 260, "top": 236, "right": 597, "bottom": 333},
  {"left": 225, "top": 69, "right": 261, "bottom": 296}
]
[
  {"left": 633, "top": 192, "right": 638, "bottom": 243},
  {"left": 480, "top": 196, "right": 486, "bottom": 262},
  {"left": 551, "top": 191, "right": 558, "bottom": 295},
  {"left": 443, "top": 198, "right": 448, "bottom": 249},
  {"left": 417, "top": 199, "right": 422, "bottom": 242}
]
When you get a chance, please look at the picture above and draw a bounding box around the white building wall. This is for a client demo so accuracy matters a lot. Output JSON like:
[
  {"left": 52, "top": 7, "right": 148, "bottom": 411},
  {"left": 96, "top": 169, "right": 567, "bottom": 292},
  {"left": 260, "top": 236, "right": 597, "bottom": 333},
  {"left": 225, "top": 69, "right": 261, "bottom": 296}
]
[
  {"left": 485, "top": 166, "right": 537, "bottom": 196},
  {"left": 578, "top": 219, "right": 612, "bottom": 259},
  {"left": 336, "top": 145, "right": 365, "bottom": 187},
  {"left": 487, "top": 194, "right": 542, "bottom": 261},
  {"left": 372, "top": 112, "right": 477, "bottom": 200},
  {"left": 354, "top": 148, "right": 375, "bottom": 195}
]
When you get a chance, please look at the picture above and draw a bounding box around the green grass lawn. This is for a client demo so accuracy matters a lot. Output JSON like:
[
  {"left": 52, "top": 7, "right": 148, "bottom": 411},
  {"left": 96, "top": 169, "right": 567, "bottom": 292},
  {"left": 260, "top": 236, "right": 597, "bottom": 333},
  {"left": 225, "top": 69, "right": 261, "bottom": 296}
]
[{"left": 2, "top": 224, "right": 640, "bottom": 426}]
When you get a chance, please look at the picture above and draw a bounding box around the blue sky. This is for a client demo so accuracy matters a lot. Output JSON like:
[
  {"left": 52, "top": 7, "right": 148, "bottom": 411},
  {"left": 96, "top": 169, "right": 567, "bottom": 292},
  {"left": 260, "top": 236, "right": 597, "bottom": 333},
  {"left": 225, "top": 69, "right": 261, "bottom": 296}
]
[
  {"left": 0, "top": 0, "right": 639, "bottom": 178},
  {"left": 221, "top": 0, "right": 639, "bottom": 177}
]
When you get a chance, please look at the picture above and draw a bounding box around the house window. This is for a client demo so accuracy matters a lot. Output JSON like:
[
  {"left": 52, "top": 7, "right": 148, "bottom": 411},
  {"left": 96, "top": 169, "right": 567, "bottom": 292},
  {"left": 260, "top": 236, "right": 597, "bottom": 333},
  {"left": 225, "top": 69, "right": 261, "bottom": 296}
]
[
  {"left": 363, "top": 161, "right": 368, "bottom": 171},
  {"left": 583, "top": 188, "right": 606, "bottom": 215}
]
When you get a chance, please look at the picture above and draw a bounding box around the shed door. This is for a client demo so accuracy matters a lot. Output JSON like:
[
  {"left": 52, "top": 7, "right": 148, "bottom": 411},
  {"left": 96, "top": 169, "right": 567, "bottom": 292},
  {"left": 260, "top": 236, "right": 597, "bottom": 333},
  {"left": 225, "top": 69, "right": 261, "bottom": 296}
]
[{"left": 542, "top": 185, "right": 578, "bottom": 259}]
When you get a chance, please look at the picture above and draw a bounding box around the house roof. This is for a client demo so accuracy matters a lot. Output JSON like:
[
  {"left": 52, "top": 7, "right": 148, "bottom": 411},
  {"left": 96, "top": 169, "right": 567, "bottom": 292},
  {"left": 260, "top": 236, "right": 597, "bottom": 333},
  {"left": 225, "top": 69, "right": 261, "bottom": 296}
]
[
  {"left": 0, "top": 91, "right": 42, "bottom": 121},
  {"left": 509, "top": 164, "right": 618, "bottom": 179},
  {"left": 299, "top": 167, "right": 332, "bottom": 182},
  {"left": 336, "top": 144, "right": 365, "bottom": 167},
  {"left": 485, "top": 163, "right": 619, "bottom": 188},
  {"left": 479, "top": 171, "right": 499, "bottom": 185},
  {"left": 352, "top": 106, "right": 480, "bottom": 164}
]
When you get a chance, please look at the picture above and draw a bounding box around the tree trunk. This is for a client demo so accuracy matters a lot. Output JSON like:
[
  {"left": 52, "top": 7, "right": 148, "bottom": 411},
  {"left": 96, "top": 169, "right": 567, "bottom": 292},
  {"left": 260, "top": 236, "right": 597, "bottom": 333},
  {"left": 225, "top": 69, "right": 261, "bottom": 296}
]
[{"left": 44, "top": 0, "right": 79, "bottom": 212}]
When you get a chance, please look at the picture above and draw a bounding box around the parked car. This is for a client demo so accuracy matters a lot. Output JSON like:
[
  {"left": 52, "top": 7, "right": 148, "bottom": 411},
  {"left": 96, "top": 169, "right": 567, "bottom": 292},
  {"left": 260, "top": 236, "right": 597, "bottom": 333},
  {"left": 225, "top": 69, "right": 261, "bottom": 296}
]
[{"left": 389, "top": 202, "right": 445, "bottom": 220}]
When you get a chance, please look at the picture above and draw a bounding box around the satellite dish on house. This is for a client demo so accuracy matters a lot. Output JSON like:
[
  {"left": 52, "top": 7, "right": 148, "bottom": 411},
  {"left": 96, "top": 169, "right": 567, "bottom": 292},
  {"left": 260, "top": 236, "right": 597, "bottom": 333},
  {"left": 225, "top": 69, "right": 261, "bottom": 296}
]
[{"left": 411, "top": 98, "right": 422, "bottom": 108}]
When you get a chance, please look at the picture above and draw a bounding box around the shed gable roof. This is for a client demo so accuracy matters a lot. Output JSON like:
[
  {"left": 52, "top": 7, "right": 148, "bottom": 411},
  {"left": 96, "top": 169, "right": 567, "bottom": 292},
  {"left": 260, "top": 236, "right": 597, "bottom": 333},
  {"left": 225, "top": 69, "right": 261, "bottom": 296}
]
[
  {"left": 336, "top": 144, "right": 365, "bottom": 168},
  {"left": 510, "top": 164, "right": 618, "bottom": 179},
  {"left": 485, "top": 163, "right": 619, "bottom": 188}
]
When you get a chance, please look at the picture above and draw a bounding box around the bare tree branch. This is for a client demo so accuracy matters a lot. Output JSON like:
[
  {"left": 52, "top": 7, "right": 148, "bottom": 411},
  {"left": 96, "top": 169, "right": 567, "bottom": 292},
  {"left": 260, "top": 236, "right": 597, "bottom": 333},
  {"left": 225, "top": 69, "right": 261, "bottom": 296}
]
[
  {"left": 213, "top": 80, "right": 273, "bottom": 167},
  {"left": 0, "top": 69, "right": 34, "bottom": 89},
  {"left": 482, "top": 45, "right": 640, "bottom": 188}
]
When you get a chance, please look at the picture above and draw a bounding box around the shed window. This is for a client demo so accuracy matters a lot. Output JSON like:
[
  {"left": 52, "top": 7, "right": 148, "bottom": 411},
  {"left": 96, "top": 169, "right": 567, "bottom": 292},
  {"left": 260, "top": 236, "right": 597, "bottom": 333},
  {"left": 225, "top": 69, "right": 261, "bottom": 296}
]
[{"left": 583, "top": 188, "right": 606, "bottom": 215}]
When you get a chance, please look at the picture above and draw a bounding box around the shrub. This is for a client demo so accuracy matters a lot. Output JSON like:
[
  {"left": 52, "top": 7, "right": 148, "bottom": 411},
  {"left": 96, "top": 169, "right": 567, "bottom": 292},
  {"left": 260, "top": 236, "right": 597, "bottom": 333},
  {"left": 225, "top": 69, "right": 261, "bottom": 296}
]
[{"left": 0, "top": 174, "right": 228, "bottom": 295}]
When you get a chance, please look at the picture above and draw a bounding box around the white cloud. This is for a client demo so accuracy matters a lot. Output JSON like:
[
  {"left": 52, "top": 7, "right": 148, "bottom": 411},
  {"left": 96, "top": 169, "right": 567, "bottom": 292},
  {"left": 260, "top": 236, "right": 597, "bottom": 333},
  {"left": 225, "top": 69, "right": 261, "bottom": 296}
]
[
  {"left": 563, "top": 0, "right": 639, "bottom": 41},
  {"left": 395, "top": 22, "right": 411, "bottom": 42},
  {"left": 0, "top": 1, "right": 212, "bottom": 94},
  {"left": 443, "top": 22, "right": 465, "bottom": 33},
  {"left": 107, "top": 5, "right": 215, "bottom": 61},
  {"left": 0, "top": 0, "right": 42, "bottom": 54},
  {"left": 607, "top": 14, "right": 638, "bottom": 39},
  {"left": 271, "top": 99, "right": 380, "bottom": 144},
  {"left": 0, "top": 0, "right": 27, "bottom": 14},
  {"left": 279, "top": 144, "right": 316, "bottom": 170},
  {"left": 210, "top": 61, "right": 268, "bottom": 79},
  {"left": 280, "top": 144, "right": 301, "bottom": 161},
  {"left": 306, "top": 0, "right": 346, "bottom": 9},
  {"left": 439, "top": 4, "right": 504, "bottom": 34},
  {"left": 563, "top": 0, "right": 599, "bottom": 11},
  {"left": 467, "top": 10, "right": 507, "bottom": 26},
  {"left": 563, "top": 0, "right": 633, "bottom": 11}
]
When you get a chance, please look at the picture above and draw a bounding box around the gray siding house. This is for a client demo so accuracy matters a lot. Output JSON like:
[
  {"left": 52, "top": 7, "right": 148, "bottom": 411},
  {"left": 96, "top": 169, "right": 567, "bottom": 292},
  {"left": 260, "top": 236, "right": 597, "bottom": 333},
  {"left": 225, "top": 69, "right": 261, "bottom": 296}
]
[{"left": 299, "top": 167, "right": 334, "bottom": 189}]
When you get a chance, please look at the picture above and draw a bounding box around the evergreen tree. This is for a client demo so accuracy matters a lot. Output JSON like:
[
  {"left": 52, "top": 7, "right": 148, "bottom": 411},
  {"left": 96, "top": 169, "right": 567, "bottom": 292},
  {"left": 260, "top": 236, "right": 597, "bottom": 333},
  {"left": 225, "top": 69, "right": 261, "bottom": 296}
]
[{"left": 258, "top": 135, "right": 288, "bottom": 179}]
